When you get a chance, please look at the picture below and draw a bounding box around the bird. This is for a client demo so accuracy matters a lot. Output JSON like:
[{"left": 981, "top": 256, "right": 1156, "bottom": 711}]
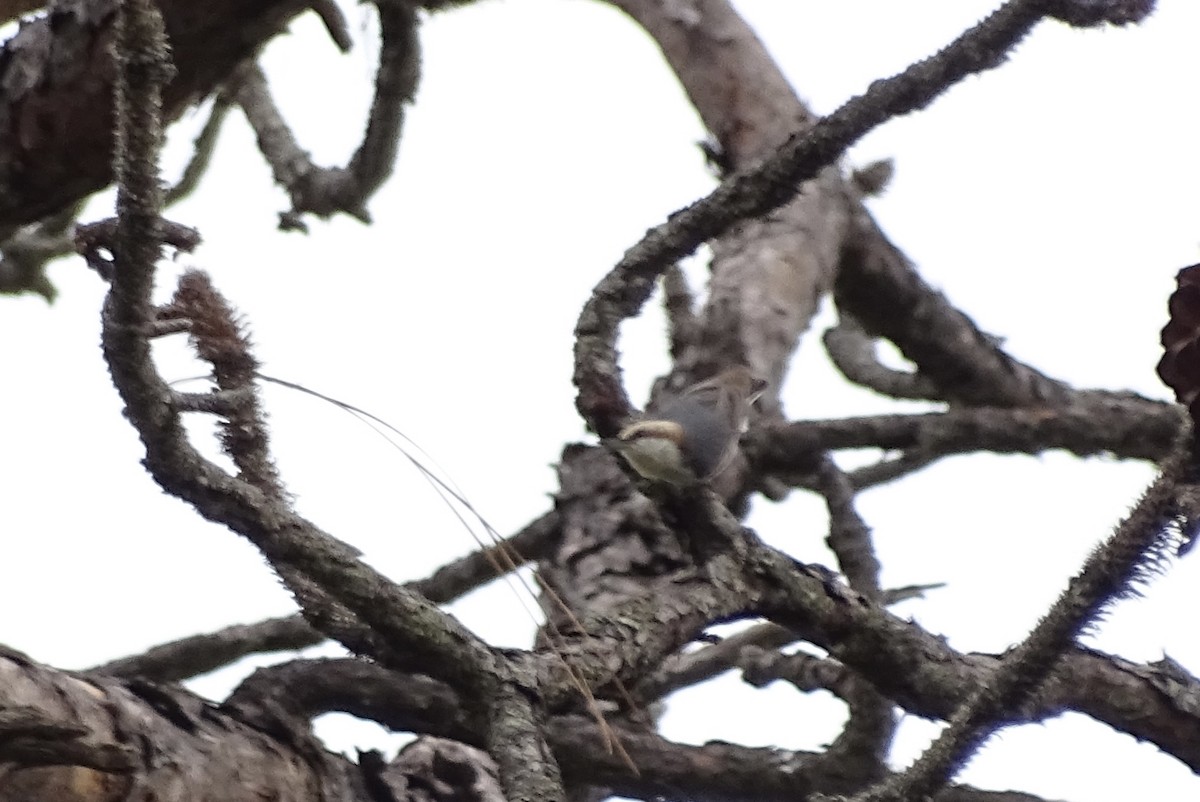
[{"left": 612, "top": 365, "right": 767, "bottom": 486}]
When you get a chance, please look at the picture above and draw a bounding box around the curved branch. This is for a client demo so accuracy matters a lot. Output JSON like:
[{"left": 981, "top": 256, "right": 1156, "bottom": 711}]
[
  {"left": 574, "top": 0, "right": 1117, "bottom": 435},
  {"left": 232, "top": 0, "right": 420, "bottom": 228},
  {"left": 835, "top": 213, "right": 1070, "bottom": 408},
  {"left": 823, "top": 318, "right": 942, "bottom": 401}
]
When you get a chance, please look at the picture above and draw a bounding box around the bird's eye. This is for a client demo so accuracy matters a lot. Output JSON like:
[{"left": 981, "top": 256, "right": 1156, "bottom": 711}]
[{"left": 751, "top": 378, "right": 768, "bottom": 394}]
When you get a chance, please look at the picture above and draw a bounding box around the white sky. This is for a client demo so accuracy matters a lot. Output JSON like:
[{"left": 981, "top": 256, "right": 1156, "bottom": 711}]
[{"left": 2, "top": 1, "right": 1199, "bottom": 799}]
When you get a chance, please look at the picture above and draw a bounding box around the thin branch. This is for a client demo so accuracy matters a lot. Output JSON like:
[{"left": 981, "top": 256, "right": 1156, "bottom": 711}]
[
  {"left": 741, "top": 649, "right": 862, "bottom": 700},
  {"left": 171, "top": 388, "right": 250, "bottom": 415},
  {"left": 0, "top": 200, "right": 87, "bottom": 301},
  {"left": 640, "top": 622, "right": 798, "bottom": 701},
  {"left": 76, "top": 217, "right": 201, "bottom": 282},
  {"left": 662, "top": 264, "right": 699, "bottom": 362},
  {"left": 835, "top": 215, "right": 1070, "bottom": 408},
  {"left": 92, "top": 616, "right": 322, "bottom": 682},
  {"left": 226, "top": 657, "right": 479, "bottom": 739},
  {"left": 844, "top": 451, "right": 940, "bottom": 492},
  {"left": 746, "top": 396, "right": 1182, "bottom": 478},
  {"left": 93, "top": 510, "right": 562, "bottom": 682},
  {"left": 412, "top": 510, "right": 561, "bottom": 603},
  {"left": 310, "top": 0, "right": 352, "bottom": 52},
  {"left": 170, "top": 271, "right": 284, "bottom": 496},
  {"left": 346, "top": 0, "right": 418, "bottom": 207},
  {"left": 822, "top": 318, "right": 941, "bottom": 401},
  {"left": 852, "top": 446, "right": 1191, "bottom": 801},
  {"left": 641, "top": 583, "right": 942, "bottom": 702},
  {"left": 232, "top": 0, "right": 419, "bottom": 228},
  {"left": 110, "top": 0, "right": 173, "bottom": 311},
  {"left": 165, "top": 91, "right": 235, "bottom": 206},
  {"left": 807, "top": 455, "right": 894, "bottom": 783},
  {"left": 813, "top": 455, "right": 881, "bottom": 598}
]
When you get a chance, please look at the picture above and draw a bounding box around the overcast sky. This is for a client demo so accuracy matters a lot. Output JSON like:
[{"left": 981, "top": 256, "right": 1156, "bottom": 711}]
[{"left": 3, "top": 1, "right": 1199, "bottom": 799}]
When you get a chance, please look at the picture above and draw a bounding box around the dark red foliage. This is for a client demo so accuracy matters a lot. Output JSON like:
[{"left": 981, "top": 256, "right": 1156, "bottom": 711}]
[{"left": 1157, "top": 264, "right": 1200, "bottom": 423}]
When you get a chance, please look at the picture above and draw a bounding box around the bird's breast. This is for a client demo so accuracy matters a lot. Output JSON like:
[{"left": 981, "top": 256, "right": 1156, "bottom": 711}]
[{"left": 617, "top": 436, "right": 698, "bottom": 486}]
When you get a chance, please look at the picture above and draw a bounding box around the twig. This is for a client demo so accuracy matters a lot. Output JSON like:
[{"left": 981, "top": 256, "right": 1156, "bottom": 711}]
[
  {"left": 411, "top": 510, "right": 561, "bottom": 602},
  {"left": 812, "top": 455, "right": 881, "bottom": 599},
  {"left": 0, "top": 200, "right": 87, "bottom": 301},
  {"left": 231, "top": 0, "right": 419, "bottom": 228},
  {"left": 165, "top": 91, "right": 234, "bottom": 206},
  {"left": 822, "top": 318, "right": 940, "bottom": 401},
  {"left": 310, "top": 0, "right": 352, "bottom": 52},
  {"left": 844, "top": 451, "right": 939, "bottom": 492},
  {"left": 662, "top": 264, "right": 699, "bottom": 362},
  {"left": 91, "top": 615, "right": 322, "bottom": 682}
]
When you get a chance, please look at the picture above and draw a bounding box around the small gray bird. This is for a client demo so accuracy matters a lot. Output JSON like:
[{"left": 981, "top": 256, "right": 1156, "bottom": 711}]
[{"left": 613, "top": 366, "right": 767, "bottom": 485}]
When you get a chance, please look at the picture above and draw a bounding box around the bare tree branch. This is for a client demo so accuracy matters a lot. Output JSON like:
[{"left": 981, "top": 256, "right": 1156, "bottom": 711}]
[
  {"left": 852, "top": 441, "right": 1190, "bottom": 800},
  {"left": 747, "top": 397, "right": 1181, "bottom": 479},
  {"left": 231, "top": 0, "right": 420, "bottom": 229},
  {"left": 92, "top": 510, "right": 560, "bottom": 682},
  {"left": 574, "top": 0, "right": 1145, "bottom": 435},
  {"left": 823, "top": 317, "right": 942, "bottom": 401}
]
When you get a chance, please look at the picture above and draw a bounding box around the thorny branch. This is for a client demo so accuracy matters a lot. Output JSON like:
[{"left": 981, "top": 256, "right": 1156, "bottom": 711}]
[{"left": 850, "top": 446, "right": 1194, "bottom": 801}]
